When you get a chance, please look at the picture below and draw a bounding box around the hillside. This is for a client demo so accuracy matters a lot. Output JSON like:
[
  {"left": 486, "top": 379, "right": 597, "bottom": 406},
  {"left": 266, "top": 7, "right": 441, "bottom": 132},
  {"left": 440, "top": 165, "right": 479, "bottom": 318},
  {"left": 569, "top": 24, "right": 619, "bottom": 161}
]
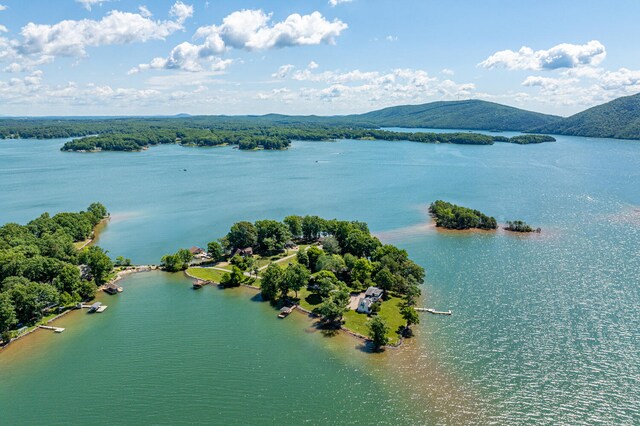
[
  {"left": 347, "top": 99, "right": 562, "bottom": 131},
  {"left": 534, "top": 93, "right": 640, "bottom": 139}
]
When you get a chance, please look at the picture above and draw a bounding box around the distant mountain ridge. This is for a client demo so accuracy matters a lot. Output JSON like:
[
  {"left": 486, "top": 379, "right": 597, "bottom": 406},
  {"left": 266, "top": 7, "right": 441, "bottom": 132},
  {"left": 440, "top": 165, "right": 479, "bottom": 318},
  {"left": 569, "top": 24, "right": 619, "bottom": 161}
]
[
  {"left": 347, "top": 99, "right": 562, "bottom": 132},
  {"left": 532, "top": 93, "right": 640, "bottom": 139},
  {"left": 1, "top": 94, "right": 639, "bottom": 140}
]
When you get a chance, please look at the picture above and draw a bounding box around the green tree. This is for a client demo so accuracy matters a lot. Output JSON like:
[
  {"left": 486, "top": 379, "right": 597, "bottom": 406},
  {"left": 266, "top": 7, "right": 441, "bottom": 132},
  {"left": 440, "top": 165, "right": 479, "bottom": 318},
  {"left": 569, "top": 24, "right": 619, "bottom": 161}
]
[
  {"left": 52, "top": 263, "right": 81, "bottom": 295},
  {"left": 310, "top": 270, "right": 340, "bottom": 298},
  {"left": 315, "top": 254, "right": 346, "bottom": 274},
  {"left": 281, "top": 263, "right": 310, "bottom": 299},
  {"left": 206, "top": 240, "right": 224, "bottom": 260},
  {"left": 302, "top": 216, "right": 323, "bottom": 241},
  {"left": 80, "top": 246, "right": 113, "bottom": 285},
  {"left": 306, "top": 246, "right": 324, "bottom": 271},
  {"left": 78, "top": 280, "right": 96, "bottom": 300},
  {"left": 220, "top": 266, "right": 244, "bottom": 288},
  {"left": 86, "top": 202, "right": 108, "bottom": 225},
  {"left": 226, "top": 221, "right": 257, "bottom": 250},
  {"left": 368, "top": 316, "right": 389, "bottom": 350},
  {"left": 296, "top": 249, "right": 309, "bottom": 267},
  {"left": 351, "top": 258, "right": 373, "bottom": 283},
  {"left": 344, "top": 229, "right": 381, "bottom": 258},
  {"left": 9, "top": 282, "right": 59, "bottom": 324},
  {"left": 320, "top": 236, "right": 341, "bottom": 255},
  {"left": 260, "top": 264, "right": 283, "bottom": 302},
  {"left": 283, "top": 215, "right": 303, "bottom": 239},
  {"left": 400, "top": 304, "right": 420, "bottom": 335},
  {"left": 255, "top": 220, "right": 291, "bottom": 253},
  {"left": 373, "top": 268, "right": 396, "bottom": 292},
  {"left": 0, "top": 292, "right": 17, "bottom": 333},
  {"left": 313, "top": 287, "right": 349, "bottom": 327},
  {"left": 114, "top": 256, "right": 132, "bottom": 267}
]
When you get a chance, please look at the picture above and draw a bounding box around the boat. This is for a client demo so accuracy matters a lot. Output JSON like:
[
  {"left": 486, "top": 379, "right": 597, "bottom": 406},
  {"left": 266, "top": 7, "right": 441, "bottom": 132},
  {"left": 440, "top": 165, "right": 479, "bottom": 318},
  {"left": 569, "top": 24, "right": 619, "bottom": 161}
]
[{"left": 193, "top": 280, "right": 206, "bottom": 289}]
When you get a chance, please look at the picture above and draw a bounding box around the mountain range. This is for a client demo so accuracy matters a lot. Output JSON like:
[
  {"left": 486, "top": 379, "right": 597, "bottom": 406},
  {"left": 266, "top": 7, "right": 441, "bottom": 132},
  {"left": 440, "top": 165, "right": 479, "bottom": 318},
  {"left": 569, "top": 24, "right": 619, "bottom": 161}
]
[
  {"left": 254, "top": 93, "right": 640, "bottom": 140},
  {"left": 343, "top": 93, "right": 640, "bottom": 139}
]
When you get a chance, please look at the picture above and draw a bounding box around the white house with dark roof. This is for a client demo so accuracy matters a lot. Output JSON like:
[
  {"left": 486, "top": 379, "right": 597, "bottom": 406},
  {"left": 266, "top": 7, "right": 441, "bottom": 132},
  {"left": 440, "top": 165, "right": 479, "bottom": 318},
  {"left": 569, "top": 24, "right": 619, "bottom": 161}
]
[{"left": 356, "top": 286, "right": 384, "bottom": 314}]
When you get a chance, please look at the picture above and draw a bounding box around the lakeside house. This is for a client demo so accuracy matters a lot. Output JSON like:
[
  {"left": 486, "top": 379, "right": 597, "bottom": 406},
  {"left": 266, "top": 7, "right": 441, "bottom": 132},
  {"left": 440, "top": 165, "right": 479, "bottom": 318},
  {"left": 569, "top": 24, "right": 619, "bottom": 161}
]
[
  {"left": 233, "top": 247, "right": 253, "bottom": 257},
  {"left": 189, "top": 246, "right": 209, "bottom": 259},
  {"left": 356, "top": 286, "right": 384, "bottom": 314}
]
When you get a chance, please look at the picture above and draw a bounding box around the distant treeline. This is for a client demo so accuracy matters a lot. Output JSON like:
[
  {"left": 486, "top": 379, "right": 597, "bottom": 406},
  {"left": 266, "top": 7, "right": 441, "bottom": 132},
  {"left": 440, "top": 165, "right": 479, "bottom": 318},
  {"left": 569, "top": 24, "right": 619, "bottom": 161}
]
[
  {"left": 56, "top": 125, "right": 555, "bottom": 152},
  {"left": 493, "top": 134, "right": 556, "bottom": 144},
  {"left": 0, "top": 203, "right": 113, "bottom": 343},
  {"left": 0, "top": 117, "right": 555, "bottom": 151},
  {"left": 429, "top": 200, "right": 498, "bottom": 230}
]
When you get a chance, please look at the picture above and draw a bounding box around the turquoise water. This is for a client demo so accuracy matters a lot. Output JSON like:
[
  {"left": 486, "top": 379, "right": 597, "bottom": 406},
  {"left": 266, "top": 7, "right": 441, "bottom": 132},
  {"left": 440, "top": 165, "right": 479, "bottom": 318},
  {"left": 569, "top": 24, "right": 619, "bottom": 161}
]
[{"left": 0, "top": 135, "right": 639, "bottom": 424}]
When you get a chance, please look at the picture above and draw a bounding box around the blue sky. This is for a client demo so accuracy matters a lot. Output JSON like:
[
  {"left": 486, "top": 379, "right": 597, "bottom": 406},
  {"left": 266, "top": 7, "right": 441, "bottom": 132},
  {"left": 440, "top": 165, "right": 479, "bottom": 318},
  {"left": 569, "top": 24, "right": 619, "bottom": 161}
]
[{"left": 0, "top": 0, "right": 639, "bottom": 116}]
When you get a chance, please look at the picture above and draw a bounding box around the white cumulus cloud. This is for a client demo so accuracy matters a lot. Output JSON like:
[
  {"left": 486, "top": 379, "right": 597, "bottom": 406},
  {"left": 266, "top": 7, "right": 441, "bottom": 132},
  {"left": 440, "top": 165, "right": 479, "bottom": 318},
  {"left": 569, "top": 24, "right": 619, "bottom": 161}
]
[
  {"left": 329, "top": 0, "right": 352, "bottom": 6},
  {"left": 272, "top": 64, "right": 295, "bottom": 79},
  {"left": 17, "top": 2, "right": 192, "bottom": 58},
  {"left": 133, "top": 9, "right": 347, "bottom": 73},
  {"left": 479, "top": 40, "right": 606, "bottom": 71},
  {"left": 76, "top": 0, "right": 113, "bottom": 11}
]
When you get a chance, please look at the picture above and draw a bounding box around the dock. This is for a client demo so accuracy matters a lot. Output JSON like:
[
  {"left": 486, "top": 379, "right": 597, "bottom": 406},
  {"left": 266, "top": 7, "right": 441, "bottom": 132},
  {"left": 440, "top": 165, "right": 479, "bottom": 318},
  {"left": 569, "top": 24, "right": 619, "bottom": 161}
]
[
  {"left": 192, "top": 279, "right": 210, "bottom": 289},
  {"left": 38, "top": 325, "right": 65, "bottom": 333},
  {"left": 416, "top": 308, "right": 452, "bottom": 315},
  {"left": 278, "top": 306, "right": 296, "bottom": 318}
]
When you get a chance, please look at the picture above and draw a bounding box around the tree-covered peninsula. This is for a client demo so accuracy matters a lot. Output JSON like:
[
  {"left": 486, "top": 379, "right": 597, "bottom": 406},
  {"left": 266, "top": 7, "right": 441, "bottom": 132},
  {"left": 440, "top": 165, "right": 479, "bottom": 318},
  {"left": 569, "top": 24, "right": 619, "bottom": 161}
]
[
  {"left": 429, "top": 200, "right": 498, "bottom": 230},
  {"left": 173, "top": 215, "right": 425, "bottom": 346},
  {"left": 0, "top": 203, "right": 114, "bottom": 345}
]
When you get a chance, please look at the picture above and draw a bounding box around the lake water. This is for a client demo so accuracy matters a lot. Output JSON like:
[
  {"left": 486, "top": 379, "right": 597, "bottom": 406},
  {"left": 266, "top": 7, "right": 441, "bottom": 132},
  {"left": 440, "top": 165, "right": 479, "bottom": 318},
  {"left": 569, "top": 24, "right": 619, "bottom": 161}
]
[{"left": 0, "top": 134, "right": 639, "bottom": 424}]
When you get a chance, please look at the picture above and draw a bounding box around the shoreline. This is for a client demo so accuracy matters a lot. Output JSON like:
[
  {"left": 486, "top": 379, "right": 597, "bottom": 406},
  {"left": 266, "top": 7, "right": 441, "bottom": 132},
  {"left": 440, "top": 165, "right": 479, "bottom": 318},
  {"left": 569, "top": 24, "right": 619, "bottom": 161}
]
[
  {"left": 182, "top": 268, "right": 402, "bottom": 349},
  {"left": 0, "top": 265, "right": 155, "bottom": 352}
]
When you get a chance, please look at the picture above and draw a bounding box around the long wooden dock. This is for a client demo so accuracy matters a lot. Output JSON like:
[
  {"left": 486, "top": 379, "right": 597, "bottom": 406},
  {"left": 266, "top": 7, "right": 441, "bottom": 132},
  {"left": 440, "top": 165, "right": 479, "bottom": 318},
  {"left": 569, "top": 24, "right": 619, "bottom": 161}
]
[
  {"left": 416, "top": 308, "right": 452, "bottom": 315},
  {"left": 39, "top": 325, "right": 65, "bottom": 333}
]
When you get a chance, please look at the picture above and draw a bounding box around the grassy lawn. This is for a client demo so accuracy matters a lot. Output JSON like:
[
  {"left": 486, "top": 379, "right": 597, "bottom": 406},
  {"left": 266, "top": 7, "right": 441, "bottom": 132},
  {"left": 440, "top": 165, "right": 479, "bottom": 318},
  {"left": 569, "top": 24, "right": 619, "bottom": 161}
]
[
  {"left": 342, "top": 296, "right": 405, "bottom": 344},
  {"left": 275, "top": 255, "right": 298, "bottom": 268},
  {"left": 293, "top": 287, "right": 322, "bottom": 312},
  {"left": 186, "top": 267, "right": 228, "bottom": 283}
]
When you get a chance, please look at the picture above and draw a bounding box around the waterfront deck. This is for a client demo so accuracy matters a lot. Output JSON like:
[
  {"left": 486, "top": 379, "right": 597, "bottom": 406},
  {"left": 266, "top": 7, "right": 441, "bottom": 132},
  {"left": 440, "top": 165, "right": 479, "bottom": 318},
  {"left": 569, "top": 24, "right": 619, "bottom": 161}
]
[{"left": 416, "top": 308, "right": 452, "bottom": 315}]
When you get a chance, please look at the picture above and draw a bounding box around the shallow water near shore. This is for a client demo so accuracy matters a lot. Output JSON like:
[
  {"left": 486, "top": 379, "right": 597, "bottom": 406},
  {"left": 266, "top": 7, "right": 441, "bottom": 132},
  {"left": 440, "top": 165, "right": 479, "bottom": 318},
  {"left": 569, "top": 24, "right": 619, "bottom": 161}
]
[{"left": 1, "top": 133, "right": 639, "bottom": 424}]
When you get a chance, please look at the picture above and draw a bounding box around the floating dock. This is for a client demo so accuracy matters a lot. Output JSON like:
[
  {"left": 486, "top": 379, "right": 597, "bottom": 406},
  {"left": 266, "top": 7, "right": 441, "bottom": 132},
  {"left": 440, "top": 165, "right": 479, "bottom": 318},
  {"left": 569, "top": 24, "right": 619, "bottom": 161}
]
[
  {"left": 416, "top": 308, "right": 452, "bottom": 315},
  {"left": 39, "top": 325, "right": 65, "bottom": 333}
]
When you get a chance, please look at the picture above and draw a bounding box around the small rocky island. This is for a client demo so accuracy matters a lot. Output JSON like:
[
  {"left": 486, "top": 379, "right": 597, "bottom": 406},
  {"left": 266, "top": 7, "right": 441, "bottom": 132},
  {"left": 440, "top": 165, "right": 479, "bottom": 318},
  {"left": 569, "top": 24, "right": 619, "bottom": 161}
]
[{"left": 504, "top": 220, "right": 541, "bottom": 233}]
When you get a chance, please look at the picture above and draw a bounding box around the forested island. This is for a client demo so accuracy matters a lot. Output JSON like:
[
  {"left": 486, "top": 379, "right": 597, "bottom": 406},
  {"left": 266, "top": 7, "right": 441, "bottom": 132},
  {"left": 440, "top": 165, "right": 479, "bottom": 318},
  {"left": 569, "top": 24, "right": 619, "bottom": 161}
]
[
  {"left": 429, "top": 200, "right": 498, "bottom": 230},
  {"left": 59, "top": 126, "right": 555, "bottom": 152},
  {"left": 166, "top": 216, "right": 424, "bottom": 349},
  {"left": 0, "top": 204, "right": 114, "bottom": 345}
]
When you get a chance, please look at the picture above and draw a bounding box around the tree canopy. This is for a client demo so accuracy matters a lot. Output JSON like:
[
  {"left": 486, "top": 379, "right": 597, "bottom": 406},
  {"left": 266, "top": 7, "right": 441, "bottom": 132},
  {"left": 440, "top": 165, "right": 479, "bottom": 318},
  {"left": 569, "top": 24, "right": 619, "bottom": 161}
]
[{"left": 0, "top": 204, "right": 111, "bottom": 341}]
